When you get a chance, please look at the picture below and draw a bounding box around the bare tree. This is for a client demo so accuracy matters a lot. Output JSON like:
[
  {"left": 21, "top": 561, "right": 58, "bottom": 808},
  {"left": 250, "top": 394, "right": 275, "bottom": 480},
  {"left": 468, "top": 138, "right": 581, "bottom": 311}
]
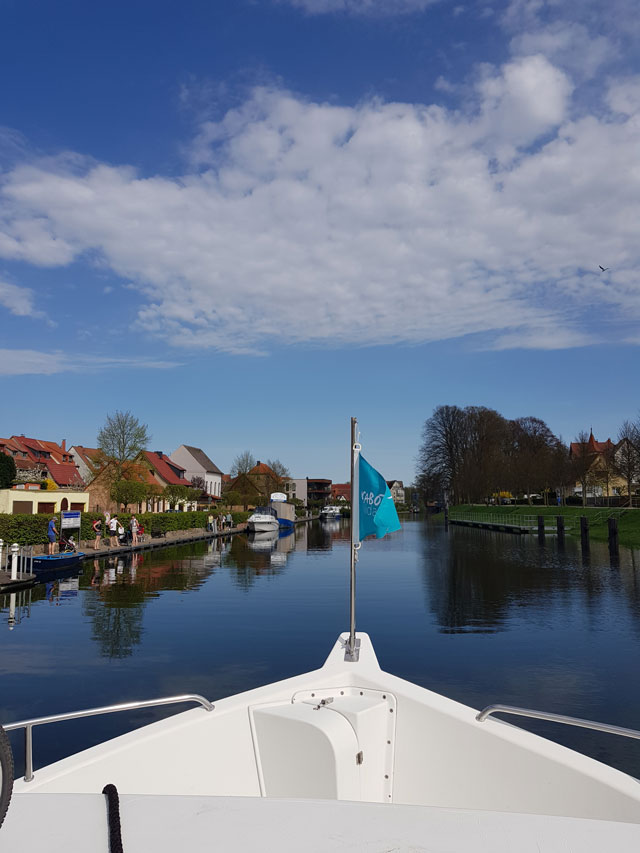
[
  {"left": 613, "top": 421, "right": 640, "bottom": 506},
  {"left": 230, "top": 450, "right": 256, "bottom": 477},
  {"left": 570, "top": 431, "right": 597, "bottom": 506},
  {"left": 508, "top": 416, "right": 559, "bottom": 503},
  {"left": 266, "top": 459, "right": 291, "bottom": 480},
  {"left": 417, "top": 405, "right": 467, "bottom": 504},
  {"left": 97, "top": 411, "right": 150, "bottom": 478}
]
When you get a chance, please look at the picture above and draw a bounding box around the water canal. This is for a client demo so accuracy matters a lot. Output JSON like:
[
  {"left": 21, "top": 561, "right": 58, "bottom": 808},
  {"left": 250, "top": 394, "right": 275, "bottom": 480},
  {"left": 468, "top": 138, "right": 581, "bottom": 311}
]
[{"left": 2, "top": 517, "right": 640, "bottom": 780}]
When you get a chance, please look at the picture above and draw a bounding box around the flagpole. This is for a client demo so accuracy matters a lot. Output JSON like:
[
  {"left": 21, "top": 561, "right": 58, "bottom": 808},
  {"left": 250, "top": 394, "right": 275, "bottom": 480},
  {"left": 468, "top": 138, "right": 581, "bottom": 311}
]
[{"left": 347, "top": 416, "right": 360, "bottom": 661}]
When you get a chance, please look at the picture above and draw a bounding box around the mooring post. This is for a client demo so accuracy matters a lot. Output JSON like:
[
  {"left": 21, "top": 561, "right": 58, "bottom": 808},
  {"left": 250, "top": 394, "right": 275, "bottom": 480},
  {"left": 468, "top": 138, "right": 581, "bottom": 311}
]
[
  {"left": 556, "top": 515, "right": 565, "bottom": 545},
  {"left": 608, "top": 516, "right": 619, "bottom": 555},
  {"left": 580, "top": 516, "right": 589, "bottom": 550},
  {"left": 444, "top": 507, "right": 449, "bottom": 528},
  {"left": 537, "top": 515, "right": 545, "bottom": 538},
  {"left": 0, "top": 538, "right": 3, "bottom": 570},
  {"left": 10, "top": 542, "right": 19, "bottom": 581}
]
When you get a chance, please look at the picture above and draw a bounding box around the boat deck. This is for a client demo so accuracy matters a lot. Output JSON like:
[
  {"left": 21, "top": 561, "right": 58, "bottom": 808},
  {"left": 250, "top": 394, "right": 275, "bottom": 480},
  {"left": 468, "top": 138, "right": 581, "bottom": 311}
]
[{"left": 5, "top": 793, "right": 640, "bottom": 852}]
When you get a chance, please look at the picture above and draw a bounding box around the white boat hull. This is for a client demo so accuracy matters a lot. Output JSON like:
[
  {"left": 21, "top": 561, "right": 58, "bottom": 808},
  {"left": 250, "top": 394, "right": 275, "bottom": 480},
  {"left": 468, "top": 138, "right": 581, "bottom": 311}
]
[{"left": 247, "top": 519, "right": 279, "bottom": 533}]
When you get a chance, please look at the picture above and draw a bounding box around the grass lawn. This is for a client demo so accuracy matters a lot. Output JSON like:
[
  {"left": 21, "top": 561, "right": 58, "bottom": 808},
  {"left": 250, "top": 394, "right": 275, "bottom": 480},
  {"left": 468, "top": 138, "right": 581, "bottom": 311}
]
[{"left": 438, "top": 504, "right": 640, "bottom": 550}]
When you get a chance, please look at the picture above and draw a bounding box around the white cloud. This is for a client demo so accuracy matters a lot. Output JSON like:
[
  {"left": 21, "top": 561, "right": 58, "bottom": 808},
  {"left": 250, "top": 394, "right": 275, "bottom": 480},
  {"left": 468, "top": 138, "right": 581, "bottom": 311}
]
[
  {"left": 0, "top": 61, "right": 639, "bottom": 355},
  {"left": 607, "top": 76, "right": 640, "bottom": 116},
  {"left": 475, "top": 55, "right": 573, "bottom": 151},
  {"left": 0, "top": 280, "right": 37, "bottom": 316},
  {"left": 510, "top": 23, "right": 614, "bottom": 82},
  {"left": 0, "top": 350, "right": 179, "bottom": 376}
]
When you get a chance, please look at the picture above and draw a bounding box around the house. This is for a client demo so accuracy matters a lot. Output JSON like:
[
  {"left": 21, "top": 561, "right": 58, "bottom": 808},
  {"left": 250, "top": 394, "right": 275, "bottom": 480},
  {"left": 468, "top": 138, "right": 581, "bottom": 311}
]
[
  {"left": 331, "top": 483, "right": 351, "bottom": 503},
  {"left": 169, "top": 445, "right": 223, "bottom": 498},
  {"left": 224, "top": 461, "right": 282, "bottom": 507},
  {"left": 284, "top": 478, "right": 308, "bottom": 506},
  {"left": 0, "top": 437, "right": 44, "bottom": 481},
  {"left": 306, "top": 478, "right": 332, "bottom": 506},
  {"left": 69, "top": 445, "right": 104, "bottom": 484},
  {"left": 0, "top": 486, "right": 89, "bottom": 515},
  {"left": 0, "top": 435, "right": 83, "bottom": 488},
  {"left": 569, "top": 431, "right": 626, "bottom": 500},
  {"left": 386, "top": 480, "right": 405, "bottom": 504},
  {"left": 84, "top": 458, "right": 158, "bottom": 513}
]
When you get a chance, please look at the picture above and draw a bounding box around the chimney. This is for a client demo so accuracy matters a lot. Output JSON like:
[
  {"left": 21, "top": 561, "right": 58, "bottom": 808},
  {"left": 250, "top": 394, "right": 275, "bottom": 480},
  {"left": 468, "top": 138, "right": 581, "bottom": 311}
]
[
  {"left": 61, "top": 439, "right": 66, "bottom": 451},
  {"left": 155, "top": 451, "right": 163, "bottom": 458}
]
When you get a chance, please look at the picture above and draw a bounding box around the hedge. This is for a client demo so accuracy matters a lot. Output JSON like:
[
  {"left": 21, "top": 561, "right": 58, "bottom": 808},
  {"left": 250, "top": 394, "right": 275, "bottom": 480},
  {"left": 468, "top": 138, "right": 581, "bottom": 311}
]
[{"left": 0, "top": 510, "right": 249, "bottom": 545}]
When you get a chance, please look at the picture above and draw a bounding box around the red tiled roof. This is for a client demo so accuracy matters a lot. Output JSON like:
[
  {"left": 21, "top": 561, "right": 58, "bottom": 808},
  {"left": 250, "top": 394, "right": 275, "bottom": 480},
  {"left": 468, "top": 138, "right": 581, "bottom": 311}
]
[
  {"left": 46, "top": 461, "right": 84, "bottom": 487},
  {"left": 570, "top": 431, "right": 614, "bottom": 457},
  {"left": 144, "top": 451, "right": 190, "bottom": 486},
  {"left": 331, "top": 483, "right": 351, "bottom": 500},
  {"left": 249, "top": 462, "right": 277, "bottom": 476}
]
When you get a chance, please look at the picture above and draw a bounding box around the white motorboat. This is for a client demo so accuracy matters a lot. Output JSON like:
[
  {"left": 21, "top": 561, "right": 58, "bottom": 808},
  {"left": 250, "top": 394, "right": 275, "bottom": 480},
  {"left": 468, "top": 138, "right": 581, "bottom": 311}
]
[
  {"left": 2, "top": 419, "right": 640, "bottom": 849},
  {"left": 246, "top": 506, "right": 279, "bottom": 533},
  {"left": 319, "top": 505, "right": 341, "bottom": 520},
  {"left": 2, "top": 631, "right": 640, "bottom": 850}
]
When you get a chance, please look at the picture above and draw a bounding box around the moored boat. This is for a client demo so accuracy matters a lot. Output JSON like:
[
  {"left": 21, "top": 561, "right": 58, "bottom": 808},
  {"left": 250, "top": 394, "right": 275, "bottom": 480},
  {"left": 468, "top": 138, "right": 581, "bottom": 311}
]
[
  {"left": 31, "top": 551, "right": 85, "bottom": 572},
  {"left": 319, "top": 505, "right": 341, "bottom": 520},
  {"left": 246, "top": 506, "right": 279, "bottom": 533}
]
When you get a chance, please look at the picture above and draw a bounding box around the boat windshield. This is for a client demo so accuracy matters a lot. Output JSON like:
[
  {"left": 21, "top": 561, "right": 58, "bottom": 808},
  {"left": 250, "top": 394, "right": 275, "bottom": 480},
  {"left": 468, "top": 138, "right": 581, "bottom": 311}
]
[{"left": 254, "top": 506, "right": 277, "bottom": 517}]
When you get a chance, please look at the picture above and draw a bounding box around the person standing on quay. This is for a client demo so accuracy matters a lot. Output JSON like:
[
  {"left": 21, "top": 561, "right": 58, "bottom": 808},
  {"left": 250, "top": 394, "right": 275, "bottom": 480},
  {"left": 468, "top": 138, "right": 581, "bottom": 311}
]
[
  {"left": 207, "top": 513, "right": 214, "bottom": 533},
  {"left": 92, "top": 517, "right": 102, "bottom": 550},
  {"left": 130, "top": 515, "right": 139, "bottom": 545},
  {"left": 226, "top": 511, "right": 232, "bottom": 531},
  {"left": 47, "top": 516, "right": 58, "bottom": 555},
  {"left": 109, "top": 515, "right": 119, "bottom": 548}
]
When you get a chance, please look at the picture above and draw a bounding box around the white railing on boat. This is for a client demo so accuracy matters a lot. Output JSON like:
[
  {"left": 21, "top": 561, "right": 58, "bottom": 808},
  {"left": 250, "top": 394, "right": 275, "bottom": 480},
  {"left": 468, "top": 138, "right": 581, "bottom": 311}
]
[
  {"left": 4, "top": 693, "right": 214, "bottom": 782},
  {"left": 476, "top": 704, "right": 640, "bottom": 740}
]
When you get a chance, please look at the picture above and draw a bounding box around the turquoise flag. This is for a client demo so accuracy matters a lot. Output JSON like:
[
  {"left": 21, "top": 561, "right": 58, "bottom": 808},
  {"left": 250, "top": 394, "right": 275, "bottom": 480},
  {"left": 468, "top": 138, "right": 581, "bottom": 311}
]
[{"left": 358, "top": 454, "right": 402, "bottom": 540}]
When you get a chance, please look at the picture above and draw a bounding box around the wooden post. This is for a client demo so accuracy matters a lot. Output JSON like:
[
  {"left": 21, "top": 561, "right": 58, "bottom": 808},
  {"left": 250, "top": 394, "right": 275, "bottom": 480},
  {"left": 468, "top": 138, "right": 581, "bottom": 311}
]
[
  {"left": 580, "top": 516, "right": 589, "bottom": 550},
  {"left": 537, "top": 515, "right": 545, "bottom": 538},
  {"left": 608, "top": 516, "right": 619, "bottom": 555},
  {"left": 556, "top": 515, "right": 565, "bottom": 545}
]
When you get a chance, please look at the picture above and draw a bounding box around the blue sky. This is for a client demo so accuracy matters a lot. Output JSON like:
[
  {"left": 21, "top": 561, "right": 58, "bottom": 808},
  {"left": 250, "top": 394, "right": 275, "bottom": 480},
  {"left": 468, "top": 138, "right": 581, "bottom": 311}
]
[{"left": 1, "top": 0, "right": 639, "bottom": 483}]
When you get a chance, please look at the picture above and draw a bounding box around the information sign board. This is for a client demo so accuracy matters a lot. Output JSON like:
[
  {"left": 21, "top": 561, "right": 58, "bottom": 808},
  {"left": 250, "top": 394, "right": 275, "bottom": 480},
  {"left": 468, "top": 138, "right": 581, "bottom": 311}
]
[{"left": 61, "top": 510, "right": 82, "bottom": 529}]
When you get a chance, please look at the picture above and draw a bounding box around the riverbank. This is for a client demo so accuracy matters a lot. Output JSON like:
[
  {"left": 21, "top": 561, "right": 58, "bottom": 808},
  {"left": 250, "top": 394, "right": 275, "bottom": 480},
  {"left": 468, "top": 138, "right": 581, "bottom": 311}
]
[{"left": 436, "top": 505, "right": 640, "bottom": 549}]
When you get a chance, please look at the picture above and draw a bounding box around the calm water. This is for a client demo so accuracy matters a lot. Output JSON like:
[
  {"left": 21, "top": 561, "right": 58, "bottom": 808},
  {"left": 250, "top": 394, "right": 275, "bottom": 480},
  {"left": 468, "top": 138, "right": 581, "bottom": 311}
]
[{"left": 2, "top": 517, "right": 640, "bottom": 779}]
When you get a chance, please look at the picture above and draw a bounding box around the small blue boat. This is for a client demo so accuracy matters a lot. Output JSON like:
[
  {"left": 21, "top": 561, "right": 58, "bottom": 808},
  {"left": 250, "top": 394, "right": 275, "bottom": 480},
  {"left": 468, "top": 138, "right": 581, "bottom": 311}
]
[{"left": 32, "top": 552, "right": 85, "bottom": 574}]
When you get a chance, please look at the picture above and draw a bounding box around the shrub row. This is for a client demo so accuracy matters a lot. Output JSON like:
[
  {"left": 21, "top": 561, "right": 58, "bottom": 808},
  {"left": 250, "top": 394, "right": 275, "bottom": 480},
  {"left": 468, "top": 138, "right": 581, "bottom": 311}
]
[{"left": 0, "top": 510, "right": 249, "bottom": 546}]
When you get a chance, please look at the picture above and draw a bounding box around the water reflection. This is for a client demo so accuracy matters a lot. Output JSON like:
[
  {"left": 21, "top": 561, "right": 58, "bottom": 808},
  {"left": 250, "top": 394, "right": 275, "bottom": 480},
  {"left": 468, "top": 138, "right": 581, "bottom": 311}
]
[{"left": 421, "top": 522, "right": 640, "bottom": 635}]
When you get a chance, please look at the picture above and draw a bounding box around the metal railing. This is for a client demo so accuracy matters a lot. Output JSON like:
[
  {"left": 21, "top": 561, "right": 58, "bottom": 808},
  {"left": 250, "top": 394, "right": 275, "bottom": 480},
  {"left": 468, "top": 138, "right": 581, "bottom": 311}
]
[
  {"left": 4, "top": 693, "right": 214, "bottom": 782},
  {"left": 448, "top": 512, "right": 541, "bottom": 529},
  {"left": 448, "top": 509, "right": 627, "bottom": 532},
  {"left": 476, "top": 703, "right": 640, "bottom": 741}
]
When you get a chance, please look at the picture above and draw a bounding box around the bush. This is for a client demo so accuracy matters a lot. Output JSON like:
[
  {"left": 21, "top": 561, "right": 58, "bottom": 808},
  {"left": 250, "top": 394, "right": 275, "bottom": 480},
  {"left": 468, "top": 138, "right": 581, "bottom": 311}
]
[{"left": 0, "top": 509, "right": 250, "bottom": 546}]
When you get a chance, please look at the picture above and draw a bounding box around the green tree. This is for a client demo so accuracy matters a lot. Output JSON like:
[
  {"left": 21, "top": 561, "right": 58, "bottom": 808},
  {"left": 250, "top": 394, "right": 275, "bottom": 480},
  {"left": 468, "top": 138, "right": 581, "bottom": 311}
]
[
  {"left": 110, "top": 479, "right": 148, "bottom": 512},
  {"left": 97, "top": 410, "right": 151, "bottom": 477},
  {"left": 0, "top": 454, "right": 16, "bottom": 488},
  {"left": 163, "top": 483, "right": 189, "bottom": 508}
]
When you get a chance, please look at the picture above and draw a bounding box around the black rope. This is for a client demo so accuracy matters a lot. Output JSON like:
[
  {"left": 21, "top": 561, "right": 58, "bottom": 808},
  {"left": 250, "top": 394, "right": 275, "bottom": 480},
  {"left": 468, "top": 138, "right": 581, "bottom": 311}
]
[{"left": 102, "top": 783, "right": 125, "bottom": 853}]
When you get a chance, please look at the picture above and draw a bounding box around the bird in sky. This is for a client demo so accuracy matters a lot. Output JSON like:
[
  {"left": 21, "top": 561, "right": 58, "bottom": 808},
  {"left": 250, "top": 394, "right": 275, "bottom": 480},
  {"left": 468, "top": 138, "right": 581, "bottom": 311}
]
[{"left": 599, "top": 265, "right": 609, "bottom": 272}]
